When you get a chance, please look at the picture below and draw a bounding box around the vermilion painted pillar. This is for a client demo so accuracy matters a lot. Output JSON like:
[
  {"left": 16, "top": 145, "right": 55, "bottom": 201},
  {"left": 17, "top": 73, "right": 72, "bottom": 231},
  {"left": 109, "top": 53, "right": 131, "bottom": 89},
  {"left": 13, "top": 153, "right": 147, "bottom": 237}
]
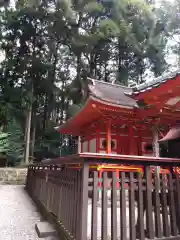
[
  {"left": 128, "top": 125, "right": 134, "bottom": 155},
  {"left": 96, "top": 129, "right": 100, "bottom": 153},
  {"left": 106, "top": 120, "right": 111, "bottom": 154},
  {"left": 87, "top": 137, "right": 90, "bottom": 152},
  {"left": 138, "top": 127, "right": 142, "bottom": 156}
]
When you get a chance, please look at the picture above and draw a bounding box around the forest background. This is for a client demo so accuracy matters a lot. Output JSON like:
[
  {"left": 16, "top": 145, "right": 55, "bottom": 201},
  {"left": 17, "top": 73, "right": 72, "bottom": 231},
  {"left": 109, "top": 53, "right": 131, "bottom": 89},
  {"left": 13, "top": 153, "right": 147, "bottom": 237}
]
[{"left": 0, "top": 0, "right": 179, "bottom": 165}]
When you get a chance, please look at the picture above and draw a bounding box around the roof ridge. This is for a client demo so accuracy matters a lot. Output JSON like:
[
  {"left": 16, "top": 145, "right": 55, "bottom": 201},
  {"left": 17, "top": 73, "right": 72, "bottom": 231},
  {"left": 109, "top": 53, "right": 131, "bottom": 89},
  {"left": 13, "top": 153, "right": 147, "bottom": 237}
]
[
  {"left": 135, "top": 69, "right": 180, "bottom": 91},
  {"left": 87, "top": 77, "right": 132, "bottom": 90}
]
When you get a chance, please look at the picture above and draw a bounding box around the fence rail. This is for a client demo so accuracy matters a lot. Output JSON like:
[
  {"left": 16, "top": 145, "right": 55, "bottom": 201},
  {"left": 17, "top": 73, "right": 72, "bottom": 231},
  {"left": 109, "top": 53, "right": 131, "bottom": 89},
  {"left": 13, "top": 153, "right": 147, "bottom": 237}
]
[{"left": 26, "top": 154, "right": 180, "bottom": 240}]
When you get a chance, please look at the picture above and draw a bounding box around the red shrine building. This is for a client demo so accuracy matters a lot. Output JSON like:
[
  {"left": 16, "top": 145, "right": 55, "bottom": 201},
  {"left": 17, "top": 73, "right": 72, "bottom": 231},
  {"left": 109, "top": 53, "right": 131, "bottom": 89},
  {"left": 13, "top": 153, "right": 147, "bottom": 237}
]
[{"left": 57, "top": 70, "right": 180, "bottom": 161}]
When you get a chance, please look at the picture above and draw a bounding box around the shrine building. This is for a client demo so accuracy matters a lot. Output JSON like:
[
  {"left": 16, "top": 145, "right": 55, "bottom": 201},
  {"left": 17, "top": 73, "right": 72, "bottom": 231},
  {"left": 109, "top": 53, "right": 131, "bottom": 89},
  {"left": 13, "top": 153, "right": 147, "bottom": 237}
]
[{"left": 56, "top": 70, "right": 180, "bottom": 159}]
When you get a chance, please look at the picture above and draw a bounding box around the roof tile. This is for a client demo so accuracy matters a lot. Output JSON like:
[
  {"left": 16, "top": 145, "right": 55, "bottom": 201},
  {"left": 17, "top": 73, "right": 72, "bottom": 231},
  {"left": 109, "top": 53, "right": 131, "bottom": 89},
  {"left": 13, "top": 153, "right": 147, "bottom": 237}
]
[{"left": 87, "top": 78, "right": 138, "bottom": 108}]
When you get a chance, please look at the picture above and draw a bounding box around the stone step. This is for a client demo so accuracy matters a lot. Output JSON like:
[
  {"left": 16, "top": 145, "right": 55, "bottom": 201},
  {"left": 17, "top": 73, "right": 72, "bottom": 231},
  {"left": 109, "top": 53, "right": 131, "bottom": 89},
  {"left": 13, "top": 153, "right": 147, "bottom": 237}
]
[{"left": 35, "top": 222, "right": 57, "bottom": 238}]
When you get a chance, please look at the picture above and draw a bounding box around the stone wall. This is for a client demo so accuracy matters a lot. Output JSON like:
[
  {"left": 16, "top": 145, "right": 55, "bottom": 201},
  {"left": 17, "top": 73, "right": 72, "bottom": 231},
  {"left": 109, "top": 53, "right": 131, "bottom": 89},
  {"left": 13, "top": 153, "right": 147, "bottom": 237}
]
[{"left": 0, "top": 168, "right": 27, "bottom": 184}]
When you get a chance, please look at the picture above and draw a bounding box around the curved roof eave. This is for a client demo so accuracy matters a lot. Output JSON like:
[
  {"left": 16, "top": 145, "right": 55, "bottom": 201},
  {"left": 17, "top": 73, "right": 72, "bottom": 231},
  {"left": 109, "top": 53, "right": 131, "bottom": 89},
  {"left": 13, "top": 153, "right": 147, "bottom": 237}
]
[
  {"left": 90, "top": 95, "right": 137, "bottom": 109},
  {"left": 55, "top": 95, "right": 137, "bottom": 134},
  {"left": 55, "top": 97, "right": 93, "bottom": 133},
  {"left": 130, "top": 70, "right": 180, "bottom": 96}
]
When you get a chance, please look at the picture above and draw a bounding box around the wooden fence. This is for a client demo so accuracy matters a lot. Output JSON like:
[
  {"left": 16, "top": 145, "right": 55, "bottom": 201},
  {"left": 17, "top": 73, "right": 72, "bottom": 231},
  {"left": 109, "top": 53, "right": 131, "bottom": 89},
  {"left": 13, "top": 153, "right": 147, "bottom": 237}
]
[{"left": 26, "top": 154, "right": 180, "bottom": 240}]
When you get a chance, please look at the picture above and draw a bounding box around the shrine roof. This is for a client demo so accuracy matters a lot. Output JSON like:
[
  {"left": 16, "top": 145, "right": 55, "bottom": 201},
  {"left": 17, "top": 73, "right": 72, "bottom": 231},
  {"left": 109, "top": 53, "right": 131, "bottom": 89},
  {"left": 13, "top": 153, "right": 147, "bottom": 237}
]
[
  {"left": 56, "top": 70, "right": 180, "bottom": 135},
  {"left": 87, "top": 78, "right": 138, "bottom": 107},
  {"left": 87, "top": 69, "right": 180, "bottom": 101},
  {"left": 131, "top": 69, "right": 180, "bottom": 96}
]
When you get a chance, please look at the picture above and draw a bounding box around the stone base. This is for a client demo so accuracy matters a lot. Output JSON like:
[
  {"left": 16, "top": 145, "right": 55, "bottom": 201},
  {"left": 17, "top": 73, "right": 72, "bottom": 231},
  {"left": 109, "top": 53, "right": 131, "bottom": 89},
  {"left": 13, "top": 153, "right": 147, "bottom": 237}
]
[
  {"left": 35, "top": 221, "right": 57, "bottom": 238},
  {"left": 0, "top": 168, "right": 27, "bottom": 184}
]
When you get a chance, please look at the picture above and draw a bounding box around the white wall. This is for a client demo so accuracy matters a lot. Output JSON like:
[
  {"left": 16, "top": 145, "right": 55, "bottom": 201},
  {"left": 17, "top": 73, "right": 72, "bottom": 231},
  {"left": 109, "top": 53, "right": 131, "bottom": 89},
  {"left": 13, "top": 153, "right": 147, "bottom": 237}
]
[
  {"left": 82, "top": 141, "right": 88, "bottom": 152},
  {"left": 82, "top": 138, "right": 96, "bottom": 152},
  {"left": 89, "top": 139, "right": 96, "bottom": 153}
]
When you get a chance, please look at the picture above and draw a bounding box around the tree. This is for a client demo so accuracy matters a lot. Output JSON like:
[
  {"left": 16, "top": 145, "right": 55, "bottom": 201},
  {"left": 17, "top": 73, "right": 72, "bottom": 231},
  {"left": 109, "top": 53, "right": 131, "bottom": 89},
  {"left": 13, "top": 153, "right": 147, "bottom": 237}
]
[
  {"left": 0, "top": 132, "right": 8, "bottom": 153},
  {"left": 0, "top": 0, "right": 173, "bottom": 162},
  {"left": 6, "top": 117, "right": 24, "bottom": 166}
]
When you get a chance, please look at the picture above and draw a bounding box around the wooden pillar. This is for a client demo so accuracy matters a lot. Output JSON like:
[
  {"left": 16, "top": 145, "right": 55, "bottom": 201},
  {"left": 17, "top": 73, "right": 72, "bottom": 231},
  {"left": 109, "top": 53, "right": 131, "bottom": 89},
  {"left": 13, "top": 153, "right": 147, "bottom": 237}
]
[
  {"left": 87, "top": 136, "right": 90, "bottom": 152},
  {"left": 106, "top": 120, "right": 111, "bottom": 154},
  {"left": 128, "top": 125, "right": 133, "bottom": 155},
  {"left": 78, "top": 136, "right": 81, "bottom": 153},
  {"left": 96, "top": 129, "right": 100, "bottom": 153},
  {"left": 153, "top": 126, "right": 160, "bottom": 157},
  {"left": 153, "top": 126, "right": 160, "bottom": 189},
  {"left": 138, "top": 127, "right": 142, "bottom": 156},
  {"left": 79, "top": 162, "right": 89, "bottom": 240}
]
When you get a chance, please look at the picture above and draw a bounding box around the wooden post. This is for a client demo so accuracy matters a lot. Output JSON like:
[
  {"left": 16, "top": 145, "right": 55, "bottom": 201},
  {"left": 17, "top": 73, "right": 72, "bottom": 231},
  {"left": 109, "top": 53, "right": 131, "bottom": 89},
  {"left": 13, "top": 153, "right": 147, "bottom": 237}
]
[
  {"left": 106, "top": 120, "right": 111, "bottom": 154},
  {"left": 79, "top": 161, "right": 89, "bottom": 240}
]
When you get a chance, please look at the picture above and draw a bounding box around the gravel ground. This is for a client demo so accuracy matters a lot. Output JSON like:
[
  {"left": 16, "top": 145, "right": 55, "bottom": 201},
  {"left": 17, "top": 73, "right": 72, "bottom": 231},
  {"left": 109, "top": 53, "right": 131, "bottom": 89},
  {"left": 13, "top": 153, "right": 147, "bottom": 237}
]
[{"left": 0, "top": 185, "right": 56, "bottom": 240}]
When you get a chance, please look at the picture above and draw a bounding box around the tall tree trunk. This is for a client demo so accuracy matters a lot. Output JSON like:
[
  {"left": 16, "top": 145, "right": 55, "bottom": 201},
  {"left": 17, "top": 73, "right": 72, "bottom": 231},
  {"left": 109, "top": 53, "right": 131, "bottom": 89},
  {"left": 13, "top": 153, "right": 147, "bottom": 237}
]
[
  {"left": 117, "top": 39, "right": 127, "bottom": 85},
  {"left": 118, "top": 38, "right": 122, "bottom": 83},
  {"left": 43, "top": 94, "right": 48, "bottom": 130},
  {"left": 47, "top": 42, "right": 59, "bottom": 125},
  {"left": 24, "top": 112, "right": 28, "bottom": 143},
  {"left": 24, "top": 104, "right": 32, "bottom": 164},
  {"left": 30, "top": 100, "right": 38, "bottom": 160},
  {"left": 24, "top": 83, "right": 33, "bottom": 164},
  {"left": 30, "top": 119, "right": 36, "bottom": 161},
  {"left": 77, "top": 54, "right": 81, "bottom": 80},
  {"left": 104, "top": 62, "right": 108, "bottom": 82}
]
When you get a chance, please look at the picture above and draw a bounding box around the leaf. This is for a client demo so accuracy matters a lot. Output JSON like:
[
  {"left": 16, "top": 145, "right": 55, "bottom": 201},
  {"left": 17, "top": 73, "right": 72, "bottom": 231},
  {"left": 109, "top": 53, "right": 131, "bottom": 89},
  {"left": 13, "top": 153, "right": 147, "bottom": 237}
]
[
  {"left": 84, "top": 2, "right": 104, "bottom": 15},
  {"left": 99, "top": 19, "right": 120, "bottom": 38}
]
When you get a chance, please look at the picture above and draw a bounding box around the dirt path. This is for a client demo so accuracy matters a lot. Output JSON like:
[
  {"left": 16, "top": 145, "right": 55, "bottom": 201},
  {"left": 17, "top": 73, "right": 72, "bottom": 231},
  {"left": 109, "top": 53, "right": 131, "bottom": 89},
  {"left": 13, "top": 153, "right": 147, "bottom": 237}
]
[{"left": 0, "top": 185, "right": 42, "bottom": 240}]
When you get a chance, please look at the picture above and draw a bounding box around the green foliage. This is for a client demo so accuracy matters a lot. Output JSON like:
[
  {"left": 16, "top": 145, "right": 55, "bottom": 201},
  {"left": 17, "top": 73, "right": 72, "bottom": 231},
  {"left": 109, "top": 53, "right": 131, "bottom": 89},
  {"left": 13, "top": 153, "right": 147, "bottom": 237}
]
[
  {"left": 0, "top": 0, "right": 179, "bottom": 160},
  {"left": 0, "top": 132, "right": 9, "bottom": 153},
  {"left": 0, "top": 117, "right": 23, "bottom": 165},
  {"left": 35, "top": 127, "right": 66, "bottom": 157},
  {"left": 6, "top": 118, "right": 24, "bottom": 158}
]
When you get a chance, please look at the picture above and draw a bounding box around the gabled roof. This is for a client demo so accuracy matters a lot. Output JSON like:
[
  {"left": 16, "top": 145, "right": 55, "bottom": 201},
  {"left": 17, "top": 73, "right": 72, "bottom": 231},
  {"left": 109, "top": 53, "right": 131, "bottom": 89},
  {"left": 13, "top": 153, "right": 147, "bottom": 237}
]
[
  {"left": 87, "top": 78, "right": 138, "bottom": 108},
  {"left": 57, "top": 70, "right": 180, "bottom": 135},
  {"left": 132, "top": 69, "right": 180, "bottom": 96},
  {"left": 87, "top": 69, "right": 180, "bottom": 103}
]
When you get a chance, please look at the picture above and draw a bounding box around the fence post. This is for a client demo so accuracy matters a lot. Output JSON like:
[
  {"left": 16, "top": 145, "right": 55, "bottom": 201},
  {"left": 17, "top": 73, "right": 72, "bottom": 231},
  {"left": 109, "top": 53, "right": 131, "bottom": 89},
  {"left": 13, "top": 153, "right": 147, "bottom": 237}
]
[
  {"left": 145, "top": 166, "right": 154, "bottom": 239},
  {"left": 25, "top": 166, "right": 29, "bottom": 189},
  {"left": 79, "top": 160, "right": 89, "bottom": 240}
]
